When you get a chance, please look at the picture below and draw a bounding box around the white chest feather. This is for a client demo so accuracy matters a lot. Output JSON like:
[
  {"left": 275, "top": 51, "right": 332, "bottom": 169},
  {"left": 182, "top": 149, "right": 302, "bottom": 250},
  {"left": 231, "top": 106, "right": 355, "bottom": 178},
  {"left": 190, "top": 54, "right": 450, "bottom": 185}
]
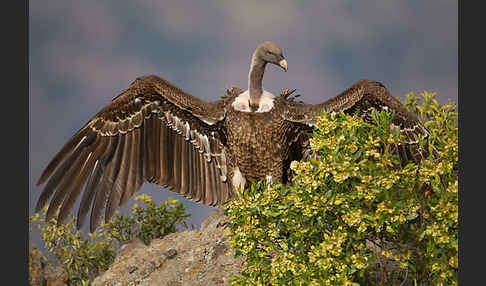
[{"left": 231, "top": 90, "right": 275, "bottom": 112}]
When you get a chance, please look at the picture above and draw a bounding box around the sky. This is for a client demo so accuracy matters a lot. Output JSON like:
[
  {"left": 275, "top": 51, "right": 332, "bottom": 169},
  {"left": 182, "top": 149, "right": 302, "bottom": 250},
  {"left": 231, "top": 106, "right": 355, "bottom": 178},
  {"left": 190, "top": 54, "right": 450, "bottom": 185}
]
[{"left": 29, "top": 1, "right": 457, "bottom": 246}]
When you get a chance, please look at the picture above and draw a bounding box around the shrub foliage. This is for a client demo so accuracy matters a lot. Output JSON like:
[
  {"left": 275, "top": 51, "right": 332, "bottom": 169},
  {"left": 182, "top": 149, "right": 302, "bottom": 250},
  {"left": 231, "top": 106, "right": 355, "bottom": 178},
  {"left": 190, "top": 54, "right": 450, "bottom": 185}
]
[
  {"left": 226, "top": 91, "right": 458, "bottom": 285},
  {"left": 104, "top": 195, "right": 190, "bottom": 245},
  {"left": 30, "top": 195, "right": 189, "bottom": 285}
]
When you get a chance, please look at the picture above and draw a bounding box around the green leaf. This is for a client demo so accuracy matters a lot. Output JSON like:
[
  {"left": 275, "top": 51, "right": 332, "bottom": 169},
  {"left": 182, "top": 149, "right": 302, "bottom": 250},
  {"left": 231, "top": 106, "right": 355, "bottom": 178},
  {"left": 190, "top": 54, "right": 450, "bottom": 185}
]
[{"left": 324, "top": 189, "right": 333, "bottom": 199}]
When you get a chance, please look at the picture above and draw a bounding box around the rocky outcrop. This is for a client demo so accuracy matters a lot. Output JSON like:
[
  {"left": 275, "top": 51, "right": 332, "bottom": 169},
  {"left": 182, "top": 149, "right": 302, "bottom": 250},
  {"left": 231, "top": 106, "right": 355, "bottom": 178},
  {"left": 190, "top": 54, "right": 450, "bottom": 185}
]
[
  {"left": 32, "top": 209, "right": 414, "bottom": 285},
  {"left": 92, "top": 209, "right": 244, "bottom": 286}
]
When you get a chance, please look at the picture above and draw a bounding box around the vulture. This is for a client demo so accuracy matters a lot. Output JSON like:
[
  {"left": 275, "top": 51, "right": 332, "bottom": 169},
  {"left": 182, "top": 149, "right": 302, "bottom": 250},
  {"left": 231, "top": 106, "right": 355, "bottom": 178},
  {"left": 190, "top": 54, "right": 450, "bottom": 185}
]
[{"left": 35, "top": 41, "right": 429, "bottom": 232}]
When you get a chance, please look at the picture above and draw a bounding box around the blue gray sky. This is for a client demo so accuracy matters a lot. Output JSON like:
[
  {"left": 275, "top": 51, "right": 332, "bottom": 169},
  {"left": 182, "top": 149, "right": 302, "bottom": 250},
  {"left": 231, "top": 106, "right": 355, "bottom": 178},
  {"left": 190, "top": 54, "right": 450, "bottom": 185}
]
[{"left": 29, "top": 1, "right": 457, "bottom": 242}]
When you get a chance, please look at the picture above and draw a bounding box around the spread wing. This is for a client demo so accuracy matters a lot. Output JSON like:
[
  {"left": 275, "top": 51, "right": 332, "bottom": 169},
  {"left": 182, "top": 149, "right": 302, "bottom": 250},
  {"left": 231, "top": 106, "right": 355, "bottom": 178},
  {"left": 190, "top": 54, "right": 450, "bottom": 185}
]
[
  {"left": 282, "top": 79, "right": 429, "bottom": 163},
  {"left": 35, "top": 75, "right": 232, "bottom": 232}
]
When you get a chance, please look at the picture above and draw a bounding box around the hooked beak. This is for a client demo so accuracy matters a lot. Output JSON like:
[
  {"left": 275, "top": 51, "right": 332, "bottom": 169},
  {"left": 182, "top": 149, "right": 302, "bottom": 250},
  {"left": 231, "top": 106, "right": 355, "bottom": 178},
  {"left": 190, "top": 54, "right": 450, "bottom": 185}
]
[{"left": 279, "top": 59, "right": 288, "bottom": 72}]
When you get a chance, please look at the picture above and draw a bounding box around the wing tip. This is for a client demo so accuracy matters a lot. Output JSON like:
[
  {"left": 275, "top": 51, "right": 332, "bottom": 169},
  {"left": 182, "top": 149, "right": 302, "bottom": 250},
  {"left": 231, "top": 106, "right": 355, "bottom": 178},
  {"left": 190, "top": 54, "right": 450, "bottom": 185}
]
[
  {"left": 36, "top": 167, "right": 54, "bottom": 187},
  {"left": 34, "top": 201, "right": 44, "bottom": 214}
]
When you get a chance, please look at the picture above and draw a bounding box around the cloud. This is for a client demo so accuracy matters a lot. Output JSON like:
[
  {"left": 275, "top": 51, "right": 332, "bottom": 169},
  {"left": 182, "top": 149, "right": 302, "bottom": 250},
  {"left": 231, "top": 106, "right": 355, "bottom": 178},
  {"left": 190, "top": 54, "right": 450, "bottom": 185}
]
[
  {"left": 40, "top": 42, "right": 159, "bottom": 95},
  {"left": 30, "top": 1, "right": 121, "bottom": 47}
]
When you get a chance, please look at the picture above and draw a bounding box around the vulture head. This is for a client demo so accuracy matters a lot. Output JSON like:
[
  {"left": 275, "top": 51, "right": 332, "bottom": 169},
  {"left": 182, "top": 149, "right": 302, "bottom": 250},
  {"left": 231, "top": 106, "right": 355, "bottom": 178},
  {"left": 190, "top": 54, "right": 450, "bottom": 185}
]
[{"left": 255, "top": 41, "right": 288, "bottom": 72}]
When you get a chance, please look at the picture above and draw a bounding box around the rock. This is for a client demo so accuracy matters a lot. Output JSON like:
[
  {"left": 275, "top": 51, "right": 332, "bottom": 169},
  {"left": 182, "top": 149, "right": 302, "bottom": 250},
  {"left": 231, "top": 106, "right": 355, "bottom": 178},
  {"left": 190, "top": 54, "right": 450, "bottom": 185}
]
[
  {"left": 29, "top": 244, "right": 68, "bottom": 286},
  {"left": 44, "top": 266, "right": 69, "bottom": 286},
  {"left": 29, "top": 244, "right": 45, "bottom": 286},
  {"left": 92, "top": 209, "right": 244, "bottom": 286}
]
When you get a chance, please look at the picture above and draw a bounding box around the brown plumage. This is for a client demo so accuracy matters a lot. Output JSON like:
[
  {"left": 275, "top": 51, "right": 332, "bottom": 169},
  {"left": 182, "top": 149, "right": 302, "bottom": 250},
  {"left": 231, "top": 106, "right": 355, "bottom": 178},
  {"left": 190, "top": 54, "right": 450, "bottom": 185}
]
[{"left": 35, "top": 41, "right": 428, "bottom": 232}]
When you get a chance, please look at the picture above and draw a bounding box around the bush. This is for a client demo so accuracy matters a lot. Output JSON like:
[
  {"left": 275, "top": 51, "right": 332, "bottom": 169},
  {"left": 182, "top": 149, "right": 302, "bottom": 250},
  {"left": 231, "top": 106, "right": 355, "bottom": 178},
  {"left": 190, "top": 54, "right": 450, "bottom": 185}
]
[
  {"left": 226, "top": 91, "right": 458, "bottom": 285},
  {"left": 30, "top": 195, "right": 190, "bottom": 285},
  {"left": 104, "top": 195, "right": 190, "bottom": 245}
]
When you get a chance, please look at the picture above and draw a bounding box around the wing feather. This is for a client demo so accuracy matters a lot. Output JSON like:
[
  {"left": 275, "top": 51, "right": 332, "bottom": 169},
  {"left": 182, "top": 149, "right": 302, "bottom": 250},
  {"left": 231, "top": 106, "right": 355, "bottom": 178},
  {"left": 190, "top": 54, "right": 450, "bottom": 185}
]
[
  {"left": 152, "top": 115, "right": 162, "bottom": 185},
  {"left": 76, "top": 136, "right": 117, "bottom": 229},
  {"left": 57, "top": 136, "right": 102, "bottom": 224},
  {"left": 179, "top": 137, "right": 190, "bottom": 197},
  {"left": 203, "top": 157, "right": 213, "bottom": 205},
  {"left": 144, "top": 114, "right": 155, "bottom": 181},
  {"left": 36, "top": 126, "right": 91, "bottom": 186},
  {"left": 95, "top": 132, "right": 125, "bottom": 226},
  {"left": 164, "top": 121, "right": 175, "bottom": 189},
  {"left": 121, "top": 128, "right": 140, "bottom": 206},
  {"left": 282, "top": 79, "right": 429, "bottom": 164},
  {"left": 36, "top": 75, "right": 231, "bottom": 231},
  {"left": 195, "top": 148, "right": 205, "bottom": 202},
  {"left": 210, "top": 160, "right": 220, "bottom": 205},
  {"left": 283, "top": 80, "right": 428, "bottom": 142},
  {"left": 186, "top": 140, "right": 195, "bottom": 199},
  {"left": 45, "top": 149, "right": 90, "bottom": 221},
  {"left": 36, "top": 133, "right": 91, "bottom": 213},
  {"left": 120, "top": 127, "right": 142, "bottom": 206},
  {"left": 158, "top": 116, "right": 170, "bottom": 186},
  {"left": 105, "top": 132, "right": 132, "bottom": 223},
  {"left": 172, "top": 127, "right": 182, "bottom": 192}
]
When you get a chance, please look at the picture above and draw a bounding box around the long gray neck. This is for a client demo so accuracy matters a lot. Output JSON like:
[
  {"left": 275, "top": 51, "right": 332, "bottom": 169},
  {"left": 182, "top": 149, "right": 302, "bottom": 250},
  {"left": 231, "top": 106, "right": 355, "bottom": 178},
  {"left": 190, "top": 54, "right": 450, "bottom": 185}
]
[{"left": 248, "top": 53, "right": 266, "bottom": 110}]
